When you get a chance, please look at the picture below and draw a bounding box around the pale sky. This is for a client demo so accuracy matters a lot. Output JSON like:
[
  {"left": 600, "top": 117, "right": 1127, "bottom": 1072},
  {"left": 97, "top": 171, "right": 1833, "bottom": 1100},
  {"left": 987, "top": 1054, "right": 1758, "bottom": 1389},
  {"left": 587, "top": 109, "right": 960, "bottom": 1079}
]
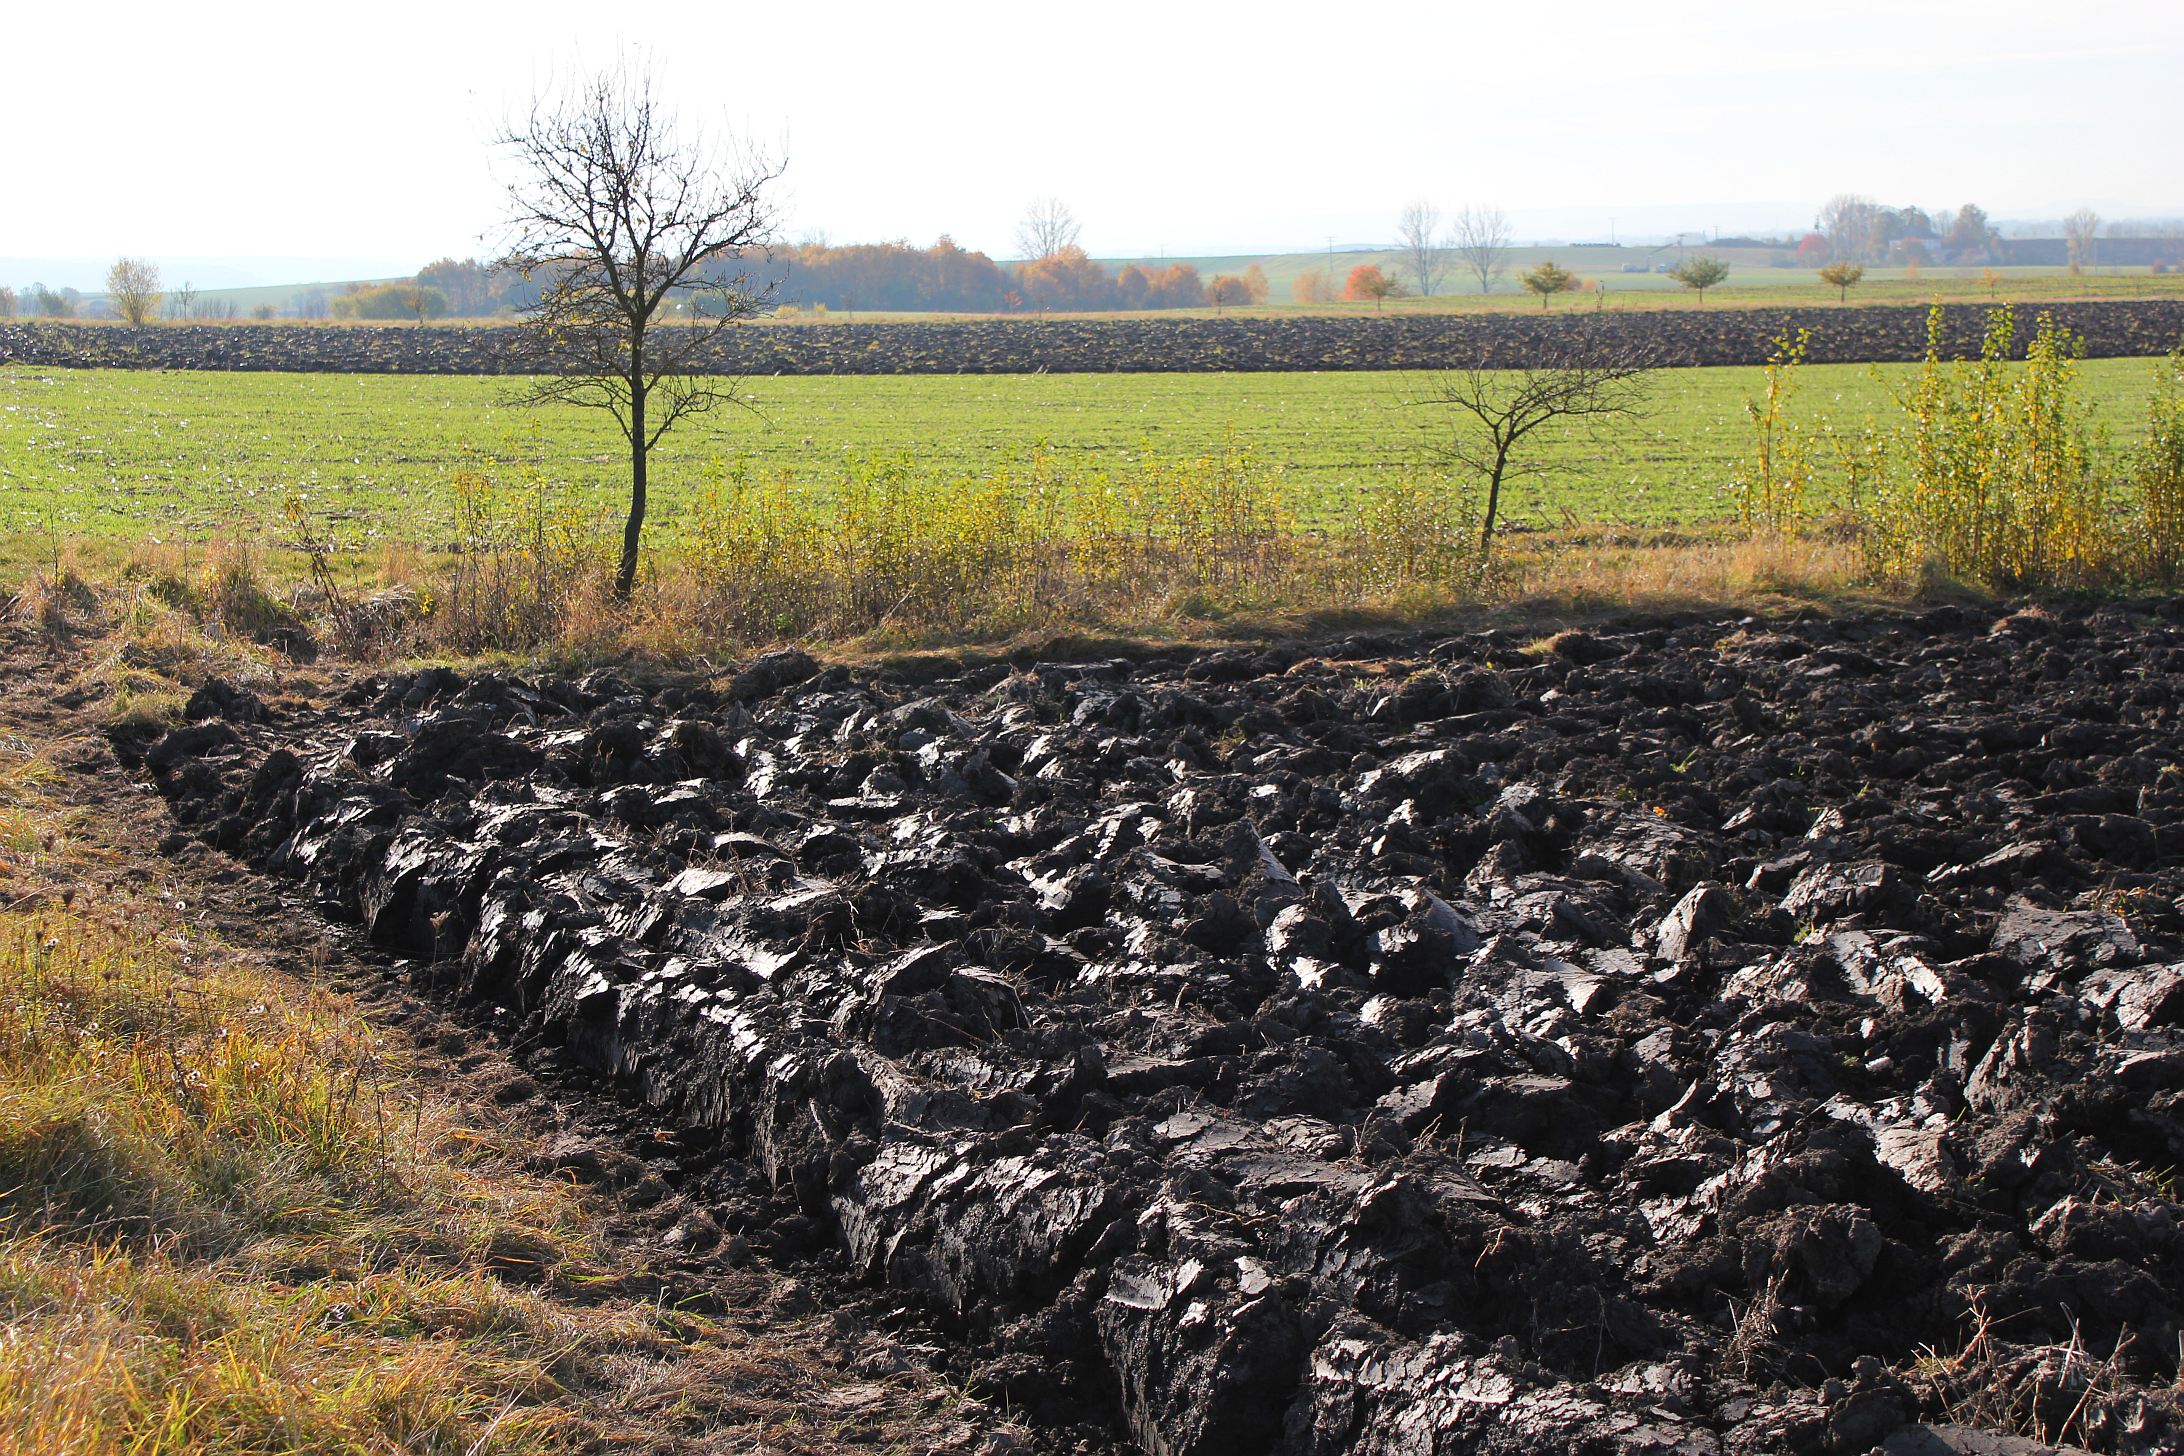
[{"left": 5, "top": 0, "right": 2178, "bottom": 289}]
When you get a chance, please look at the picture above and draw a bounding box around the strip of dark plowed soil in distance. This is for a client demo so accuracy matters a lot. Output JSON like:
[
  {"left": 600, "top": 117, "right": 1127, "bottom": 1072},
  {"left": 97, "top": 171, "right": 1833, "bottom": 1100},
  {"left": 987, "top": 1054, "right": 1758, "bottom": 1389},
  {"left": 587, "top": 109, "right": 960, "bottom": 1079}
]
[
  {"left": 139, "top": 603, "right": 2184, "bottom": 1456},
  {"left": 9, "top": 299, "right": 2184, "bottom": 375}
]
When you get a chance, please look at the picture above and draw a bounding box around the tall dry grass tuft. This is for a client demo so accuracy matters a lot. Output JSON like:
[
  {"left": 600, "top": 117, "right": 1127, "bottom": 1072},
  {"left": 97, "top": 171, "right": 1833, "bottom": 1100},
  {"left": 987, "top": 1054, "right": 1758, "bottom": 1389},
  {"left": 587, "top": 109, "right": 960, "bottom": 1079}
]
[
  {"left": 1514, "top": 532, "right": 1868, "bottom": 616},
  {"left": 432, "top": 462, "right": 617, "bottom": 655}
]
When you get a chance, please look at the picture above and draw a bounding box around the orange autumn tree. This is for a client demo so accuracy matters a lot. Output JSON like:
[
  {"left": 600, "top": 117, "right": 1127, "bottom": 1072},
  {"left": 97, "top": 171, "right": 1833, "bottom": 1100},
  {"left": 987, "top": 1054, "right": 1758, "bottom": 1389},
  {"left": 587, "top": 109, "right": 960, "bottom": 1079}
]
[
  {"left": 1345, "top": 264, "right": 1397, "bottom": 310},
  {"left": 1208, "top": 274, "right": 1254, "bottom": 307},
  {"left": 1015, "top": 245, "right": 1116, "bottom": 310}
]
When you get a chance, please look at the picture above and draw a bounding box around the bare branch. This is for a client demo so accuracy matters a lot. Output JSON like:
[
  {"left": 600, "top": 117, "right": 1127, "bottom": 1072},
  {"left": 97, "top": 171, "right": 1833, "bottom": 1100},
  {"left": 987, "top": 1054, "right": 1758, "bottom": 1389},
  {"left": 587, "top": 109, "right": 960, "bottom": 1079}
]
[
  {"left": 1397, "top": 201, "right": 1446, "bottom": 298},
  {"left": 1015, "top": 198, "right": 1081, "bottom": 262},
  {"left": 1451, "top": 205, "right": 1512, "bottom": 295},
  {"left": 491, "top": 54, "right": 783, "bottom": 596},
  {"left": 1411, "top": 342, "right": 1659, "bottom": 554}
]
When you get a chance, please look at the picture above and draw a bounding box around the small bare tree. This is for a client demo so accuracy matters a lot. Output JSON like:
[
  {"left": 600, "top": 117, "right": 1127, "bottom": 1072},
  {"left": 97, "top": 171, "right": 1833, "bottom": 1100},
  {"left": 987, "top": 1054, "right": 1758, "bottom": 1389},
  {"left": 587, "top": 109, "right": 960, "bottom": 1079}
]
[
  {"left": 2063, "top": 207, "right": 2100, "bottom": 273},
  {"left": 106, "top": 257, "right": 162, "bottom": 325},
  {"left": 1016, "top": 197, "right": 1081, "bottom": 261},
  {"left": 168, "top": 280, "right": 198, "bottom": 321},
  {"left": 1413, "top": 345, "right": 1657, "bottom": 555},
  {"left": 1397, "top": 200, "right": 1447, "bottom": 297},
  {"left": 1452, "top": 205, "right": 1512, "bottom": 294},
  {"left": 494, "top": 57, "right": 782, "bottom": 598}
]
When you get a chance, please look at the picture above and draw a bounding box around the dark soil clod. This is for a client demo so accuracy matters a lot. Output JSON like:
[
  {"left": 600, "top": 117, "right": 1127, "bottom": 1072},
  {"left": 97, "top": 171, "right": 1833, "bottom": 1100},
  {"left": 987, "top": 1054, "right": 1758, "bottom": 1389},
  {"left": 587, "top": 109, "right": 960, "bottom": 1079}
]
[{"left": 140, "top": 602, "right": 2184, "bottom": 1455}]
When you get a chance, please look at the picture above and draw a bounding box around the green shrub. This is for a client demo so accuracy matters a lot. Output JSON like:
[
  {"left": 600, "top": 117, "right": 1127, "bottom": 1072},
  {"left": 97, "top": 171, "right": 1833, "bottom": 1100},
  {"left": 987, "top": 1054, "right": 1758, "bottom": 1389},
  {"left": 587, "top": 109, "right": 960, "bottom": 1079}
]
[
  {"left": 1863, "top": 306, "right": 2106, "bottom": 590},
  {"left": 2130, "top": 347, "right": 2184, "bottom": 582},
  {"left": 1731, "top": 328, "right": 1817, "bottom": 533}
]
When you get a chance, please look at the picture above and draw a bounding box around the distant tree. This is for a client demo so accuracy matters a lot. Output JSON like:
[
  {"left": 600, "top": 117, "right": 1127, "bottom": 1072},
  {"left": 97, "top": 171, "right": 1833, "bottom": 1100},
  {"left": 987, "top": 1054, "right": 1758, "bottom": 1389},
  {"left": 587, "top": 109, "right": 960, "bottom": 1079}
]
[
  {"left": 1413, "top": 343, "right": 1657, "bottom": 555},
  {"left": 1818, "top": 260, "right": 1865, "bottom": 302},
  {"left": 293, "top": 288, "right": 329, "bottom": 319},
  {"left": 494, "top": 55, "right": 783, "bottom": 599},
  {"left": 1980, "top": 267, "right": 2004, "bottom": 299},
  {"left": 1344, "top": 263, "right": 1396, "bottom": 309},
  {"left": 1015, "top": 244, "right": 1115, "bottom": 310},
  {"left": 251, "top": 303, "right": 277, "bottom": 320},
  {"left": 417, "top": 257, "right": 497, "bottom": 316},
  {"left": 1794, "top": 232, "right": 1830, "bottom": 263},
  {"left": 1818, "top": 194, "right": 1880, "bottom": 262},
  {"left": 1149, "top": 264, "right": 1203, "bottom": 308},
  {"left": 330, "top": 283, "right": 449, "bottom": 321},
  {"left": 1292, "top": 271, "right": 1334, "bottom": 305},
  {"left": 1241, "top": 263, "right": 1269, "bottom": 303},
  {"left": 1667, "top": 255, "right": 1730, "bottom": 301},
  {"left": 1945, "top": 204, "right": 1999, "bottom": 264},
  {"left": 30, "top": 284, "right": 76, "bottom": 318},
  {"left": 1521, "top": 259, "right": 1574, "bottom": 308},
  {"left": 1397, "top": 199, "right": 1448, "bottom": 296},
  {"left": 0, "top": 286, "right": 15, "bottom": 318},
  {"left": 1896, "top": 238, "right": 1930, "bottom": 269},
  {"left": 1453, "top": 204, "right": 1512, "bottom": 293},
  {"left": 1016, "top": 197, "right": 1081, "bottom": 261},
  {"left": 2064, "top": 207, "right": 2100, "bottom": 273},
  {"left": 168, "top": 280, "right": 198, "bottom": 320},
  {"left": 397, "top": 285, "right": 448, "bottom": 325},
  {"left": 105, "top": 257, "right": 162, "bottom": 325},
  {"left": 1207, "top": 274, "right": 1253, "bottom": 308},
  {"left": 778, "top": 237, "right": 1014, "bottom": 312}
]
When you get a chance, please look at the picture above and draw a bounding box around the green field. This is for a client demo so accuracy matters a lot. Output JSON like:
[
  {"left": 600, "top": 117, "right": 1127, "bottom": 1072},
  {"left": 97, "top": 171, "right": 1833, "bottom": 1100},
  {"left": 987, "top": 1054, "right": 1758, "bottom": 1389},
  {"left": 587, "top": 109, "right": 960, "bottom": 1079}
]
[{"left": 0, "top": 359, "right": 2165, "bottom": 560}]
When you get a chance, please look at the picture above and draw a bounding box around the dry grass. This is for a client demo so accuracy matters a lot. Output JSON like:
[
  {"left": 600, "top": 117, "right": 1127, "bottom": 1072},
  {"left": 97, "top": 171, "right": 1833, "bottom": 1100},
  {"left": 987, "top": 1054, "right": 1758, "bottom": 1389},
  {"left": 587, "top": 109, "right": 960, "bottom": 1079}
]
[
  {"left": 0, "top": 685, "right": 983, "bottom": 1455},
  {"left": 1905, "top": 1301, "right": 2149, "bottom": 1451}
]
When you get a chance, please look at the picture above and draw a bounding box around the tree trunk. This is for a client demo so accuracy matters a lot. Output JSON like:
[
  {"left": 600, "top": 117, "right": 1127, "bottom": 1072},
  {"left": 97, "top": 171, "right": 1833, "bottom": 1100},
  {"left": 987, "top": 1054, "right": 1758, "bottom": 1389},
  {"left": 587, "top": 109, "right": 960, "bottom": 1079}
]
[
  {"left": 1480, "top": 442, "right": 1510, "bottom": 556},
  {"left": 618, "top": 378, "right": 646, "bottom": 599}
]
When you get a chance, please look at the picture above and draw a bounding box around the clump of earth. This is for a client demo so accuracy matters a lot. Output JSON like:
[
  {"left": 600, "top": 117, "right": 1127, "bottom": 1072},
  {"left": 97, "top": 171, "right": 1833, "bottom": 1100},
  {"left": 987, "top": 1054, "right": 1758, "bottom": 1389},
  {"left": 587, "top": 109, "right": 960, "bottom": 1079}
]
[{"left": 142, "top": 602, "right": 2184, "bottom": 1455}]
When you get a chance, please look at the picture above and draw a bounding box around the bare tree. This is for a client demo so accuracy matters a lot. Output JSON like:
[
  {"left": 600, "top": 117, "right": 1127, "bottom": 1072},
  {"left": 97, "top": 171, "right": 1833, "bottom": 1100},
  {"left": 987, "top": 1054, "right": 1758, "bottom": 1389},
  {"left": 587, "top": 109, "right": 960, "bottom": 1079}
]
[
  {"left": 494, "top": 56, "right": 783, "bottom": 598},
  {"left": 1016, "top": 197, "right": 1081, "bottom": 261},
  {"left": 1451, "top": 205, "right": 1512, "bottom": 294},
  {"left": 2063, "top": 207, "right": 2100, "bottom": 273},
  {"left": 0, "top": 286, "right": 16, "bottom": 318},
  {"left": 168, "top": 280, "right": 198, "bottom": 321},
  {"left": 1397, "top": 200, "right": 1447, "bottom": 297},
  {"left": 1817, "top": 194, "right": 1880, "bottom": 262},
  {"left": 105, "top": 257, "right": 162, "bottom": 325},
  {"left": 1413, "top": 345, "right": 1656, "bottom": 555}
]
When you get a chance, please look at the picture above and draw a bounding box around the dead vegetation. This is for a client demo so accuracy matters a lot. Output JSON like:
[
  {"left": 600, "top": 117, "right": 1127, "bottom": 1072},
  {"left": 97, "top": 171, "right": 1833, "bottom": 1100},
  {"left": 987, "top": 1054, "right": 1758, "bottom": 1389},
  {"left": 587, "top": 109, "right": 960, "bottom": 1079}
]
[{"left": 0, "top": 621, "right": 1013, "bottom": 1456}]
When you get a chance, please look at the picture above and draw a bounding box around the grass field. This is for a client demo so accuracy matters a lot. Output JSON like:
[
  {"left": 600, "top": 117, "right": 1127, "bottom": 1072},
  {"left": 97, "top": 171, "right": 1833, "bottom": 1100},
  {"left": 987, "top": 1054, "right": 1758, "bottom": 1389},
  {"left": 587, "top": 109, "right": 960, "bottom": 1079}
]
[{"left": 0, "top": 359, "right": 2166, "bottom": 567}]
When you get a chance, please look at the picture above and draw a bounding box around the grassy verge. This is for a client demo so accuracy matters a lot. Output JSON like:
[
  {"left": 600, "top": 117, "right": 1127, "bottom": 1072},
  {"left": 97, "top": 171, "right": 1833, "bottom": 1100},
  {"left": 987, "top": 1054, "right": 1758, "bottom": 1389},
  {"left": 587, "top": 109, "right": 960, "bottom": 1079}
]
[
  {"left": 0, "top": 623, "right": 989, "bottom": 1454},
  {"left": 1, "top": 359, "right": 2163, "bottom": 561}
]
